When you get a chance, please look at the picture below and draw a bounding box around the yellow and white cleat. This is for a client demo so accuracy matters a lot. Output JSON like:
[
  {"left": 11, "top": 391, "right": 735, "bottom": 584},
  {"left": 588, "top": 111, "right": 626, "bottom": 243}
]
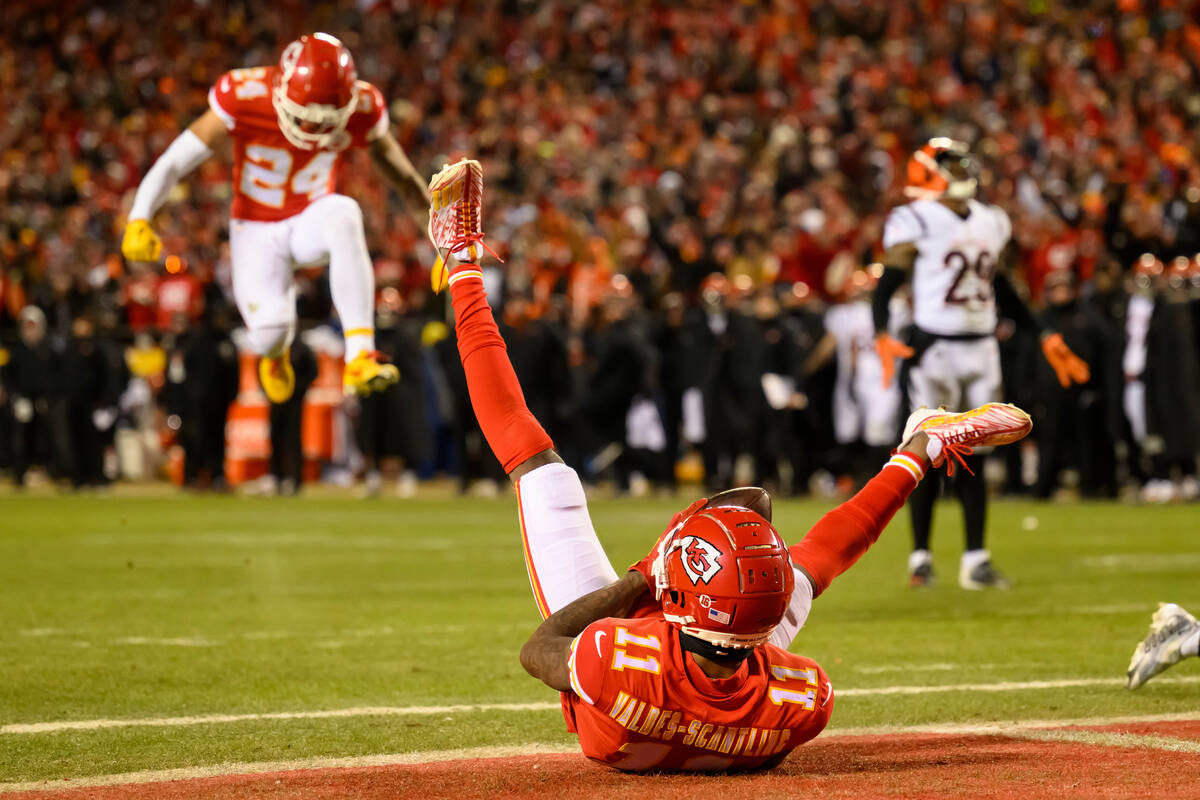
[
  {"left": 258, "top": 349, "right": 295, "bottom": 404},
  {"left": 343, "top": 351, "right": 400, "bottom": 397},
  {"left": 427, "top": 158, "right": 501, "bottom": 293},
  {"left": 901, "top": 402, "right": 1032, "bottom": 475}
]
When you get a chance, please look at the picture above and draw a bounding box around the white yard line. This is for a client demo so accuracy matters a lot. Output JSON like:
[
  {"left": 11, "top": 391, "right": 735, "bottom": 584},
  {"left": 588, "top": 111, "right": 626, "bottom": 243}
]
[
  {"left": 0, "top": 744, "right": 578, "bottom": 794},
  {"left": 1004, "top": 727, "right": 1200, "bottom": 753},
  {"left": 0, "top": 703, "right": 560, "bottom": 735},
  {"left": 6, "top": 675, "right": 1200, "bottom": 736},
  {"left": 836, "top": 674, "right": 1200, "bottom": 696},
  {"left": 3, "top": 712, "right": 1199, "bottom": 794}
]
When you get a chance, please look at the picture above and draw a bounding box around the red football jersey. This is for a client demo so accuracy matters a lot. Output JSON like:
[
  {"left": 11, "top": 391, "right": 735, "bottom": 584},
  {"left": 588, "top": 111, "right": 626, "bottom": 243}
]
[
  {"left": 156, "top": 273, "right": 205, "bottom": 329},
  {"left": 208, "top": 67, "right": 388, "bottom": 222},
  {"left": 563, "top": 614, "right": 833, "bottom": 772}
]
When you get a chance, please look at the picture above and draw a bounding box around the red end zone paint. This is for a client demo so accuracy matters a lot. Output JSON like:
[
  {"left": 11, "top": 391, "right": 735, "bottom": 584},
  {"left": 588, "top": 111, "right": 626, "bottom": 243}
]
[{"left": 10, "top": 727, "right": 1199, "bottom": 800}]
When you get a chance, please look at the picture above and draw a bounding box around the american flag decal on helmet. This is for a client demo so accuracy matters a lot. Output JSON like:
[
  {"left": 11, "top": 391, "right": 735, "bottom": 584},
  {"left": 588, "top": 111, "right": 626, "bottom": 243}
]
[{"left": 707, "top": 607, "right": 732, "bottom": 625}]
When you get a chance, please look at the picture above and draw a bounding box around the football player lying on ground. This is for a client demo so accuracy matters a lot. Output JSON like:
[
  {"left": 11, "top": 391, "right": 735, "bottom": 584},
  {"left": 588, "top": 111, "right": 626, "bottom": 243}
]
[{"left": 427, "top": 159, "right": 1033, "bottom": 772}]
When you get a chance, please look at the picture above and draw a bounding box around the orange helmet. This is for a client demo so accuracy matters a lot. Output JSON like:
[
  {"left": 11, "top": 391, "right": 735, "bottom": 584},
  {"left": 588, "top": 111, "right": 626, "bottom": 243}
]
[{"left": 905, "top": 137, "right": 979, "bottom": 200}]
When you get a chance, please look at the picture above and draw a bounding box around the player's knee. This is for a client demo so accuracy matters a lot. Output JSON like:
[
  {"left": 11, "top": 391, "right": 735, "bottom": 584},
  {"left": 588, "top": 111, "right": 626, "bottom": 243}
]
[
  {"left": 244, "top": 324, "right": 294, "bottom": 358},
  {"left": 319, "top": 194, "right": 363, "bottom": 230}
]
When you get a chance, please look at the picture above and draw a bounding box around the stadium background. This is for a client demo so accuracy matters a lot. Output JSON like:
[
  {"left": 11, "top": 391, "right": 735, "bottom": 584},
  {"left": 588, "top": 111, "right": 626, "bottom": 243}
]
[
  {"left": 2, "top": 0, "right": 1199, "bottom": 498},
  {"left": 3, "top": 2, "right": 1200, "bottom": 796}
]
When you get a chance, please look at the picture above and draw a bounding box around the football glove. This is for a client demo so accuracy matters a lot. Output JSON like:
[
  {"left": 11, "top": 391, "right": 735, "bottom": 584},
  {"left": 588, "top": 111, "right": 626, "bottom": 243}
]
[
  {"left": 875, "top": 333, "right": 915, "bottom": 388},
  {"left": 1040, "top": 332, "right": 1090, "bottom": 387},
  {"left": 122, "top": 219, "right": 162, "bottom": 262},
  {"left": 629, "top": 496, "right": 708, "bottom": 598}
]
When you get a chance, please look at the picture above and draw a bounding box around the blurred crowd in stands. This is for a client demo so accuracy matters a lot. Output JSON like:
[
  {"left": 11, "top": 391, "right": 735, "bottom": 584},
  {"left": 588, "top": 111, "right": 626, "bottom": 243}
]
[{"left": 1, "top": 0, "right": 1199, "bottom": 499}]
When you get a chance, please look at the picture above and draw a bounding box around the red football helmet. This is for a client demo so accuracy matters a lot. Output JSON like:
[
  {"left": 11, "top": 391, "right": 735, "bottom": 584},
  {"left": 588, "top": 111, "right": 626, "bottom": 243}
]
[
  {"left": 273, "top": 32, "right": 358, "bottom": 150},
  {"left": 905, "top": 137, "right": 978, "bottom": 201},
  {"left": 650, "top": 488, "right": 793, "bottom": 649}
]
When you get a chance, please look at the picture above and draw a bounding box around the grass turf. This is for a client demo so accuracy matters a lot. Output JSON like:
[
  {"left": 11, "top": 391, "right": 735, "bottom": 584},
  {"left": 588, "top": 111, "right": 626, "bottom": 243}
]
[{"left": 1, "top": 489, "right": 1196, "bottom": 782}]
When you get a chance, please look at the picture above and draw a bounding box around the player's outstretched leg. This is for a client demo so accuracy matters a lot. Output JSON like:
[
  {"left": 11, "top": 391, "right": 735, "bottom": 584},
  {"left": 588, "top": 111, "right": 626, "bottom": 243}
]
[
  {"left": 428, "top": 160, "right": 618, "bottom": 617},
  {"left": 1127, "top": 603, "right": 1200, "bottom": 690},
  {"left": 289, "top": 194, "right": 399, "bottom": 397},
  {"left": 229, "top": 225, "right": 300, "bottom": 404}
]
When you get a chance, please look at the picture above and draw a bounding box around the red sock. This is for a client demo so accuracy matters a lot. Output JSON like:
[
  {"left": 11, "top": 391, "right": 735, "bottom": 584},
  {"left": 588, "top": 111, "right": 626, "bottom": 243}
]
[
  {"left": 789, "top": 452, "right": 926, "bottom": 596},
  {"left": 448, "top": 267, "right": 553, "bottom": 474}
]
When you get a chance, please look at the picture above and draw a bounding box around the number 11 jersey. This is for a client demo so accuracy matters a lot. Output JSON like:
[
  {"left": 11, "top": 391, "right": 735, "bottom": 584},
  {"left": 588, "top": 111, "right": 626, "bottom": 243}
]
[
  {"left": 563, "top": 614, "right": 833, "bottom": 771},
  {"left": 208, "top": 66, "right": 389, "bottom": 222},
  {"left": 882, "top": 198, "right": 1011, "bottom": 336}
]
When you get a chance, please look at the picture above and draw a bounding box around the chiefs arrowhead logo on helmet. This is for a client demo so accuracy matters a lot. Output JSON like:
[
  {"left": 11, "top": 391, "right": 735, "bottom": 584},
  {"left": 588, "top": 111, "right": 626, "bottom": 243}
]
[
  {"left": 676, "top": 535, "right": 723, "bottom": 585},
  {"left": 655, "top": 493, "right": 794, "bottom": 650}
]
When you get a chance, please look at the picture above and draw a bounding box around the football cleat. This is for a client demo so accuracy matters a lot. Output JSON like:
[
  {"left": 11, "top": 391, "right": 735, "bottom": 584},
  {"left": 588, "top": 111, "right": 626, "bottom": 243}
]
[
  {"left": 342, "top": 351, "right": 399, "bottom": 397},
  {"left": 258, "top": 349, "right": 295, "bottom": 404},
  {"left": 959, "top": 558, "right": 1011, "bottom": 591},
  {"left": 909, "top": 561, "right": 935, "bottom": 589},
  {"left": 901, "top": 402, "right": 1032, "bottom": 475},
  {"left": 427, "top": 158, "right": 501, "bottom": 292},
  {"left": 1127, "top": 603, "right": 1200, "bottom": 690}
]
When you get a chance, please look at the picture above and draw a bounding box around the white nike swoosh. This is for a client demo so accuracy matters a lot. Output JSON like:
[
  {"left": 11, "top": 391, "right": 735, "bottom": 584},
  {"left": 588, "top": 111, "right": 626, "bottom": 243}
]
[
  {"left": 822, "top": 681, "right": 833, "bottom": 706},
  {"left": 595, "top": 630, "right": 607, "bottom": 658}
]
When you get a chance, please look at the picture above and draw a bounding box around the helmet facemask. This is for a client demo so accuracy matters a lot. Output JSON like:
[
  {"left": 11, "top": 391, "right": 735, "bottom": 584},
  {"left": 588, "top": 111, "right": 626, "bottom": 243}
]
[{"left": 272, "top": 87, "right": 356, "bottom": 150}]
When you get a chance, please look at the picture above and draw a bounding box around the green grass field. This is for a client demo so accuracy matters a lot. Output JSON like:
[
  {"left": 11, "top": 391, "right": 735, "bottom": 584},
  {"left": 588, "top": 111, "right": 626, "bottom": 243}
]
[{"left": 2, "top": 488, "right": 1197, "bottom": 785}]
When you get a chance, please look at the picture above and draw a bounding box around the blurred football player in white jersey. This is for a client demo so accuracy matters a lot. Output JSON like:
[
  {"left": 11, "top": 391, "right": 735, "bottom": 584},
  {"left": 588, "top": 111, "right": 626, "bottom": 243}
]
[
  {"left": 122, "top": 33, "right": 429, "bottom": 402},
  {"left": 817, "top": 259, "right": 907, "bottom": 480},
  {"left": 872, "top": 138, "right": 1090, "bottom": 589}
]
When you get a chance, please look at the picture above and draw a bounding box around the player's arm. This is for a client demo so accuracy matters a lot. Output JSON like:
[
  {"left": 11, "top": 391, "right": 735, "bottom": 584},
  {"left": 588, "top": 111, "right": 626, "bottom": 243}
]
[
  {"left": 520, "top": 572, "right": 647, "bottom": 692},
  {"left": 122, "top": 110, "right": 227, "bottom": 262},
  {"left": 993, "top": 242, "right": 1089, "bottom": 387},
  {"left": 872, "top": 241, "right": 917, "bottom": 385},
  {"left": 369, "top": 132, "right": 431, "bottom": 216}
]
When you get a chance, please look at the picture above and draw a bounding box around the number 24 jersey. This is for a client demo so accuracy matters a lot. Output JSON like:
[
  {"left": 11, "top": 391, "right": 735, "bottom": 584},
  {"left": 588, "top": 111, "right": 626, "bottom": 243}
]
[
  {"left": 563, "top": 614, "right": 833, "bottom": 772},
  {"left": 882, "top": 198, "right": 1011, "bottom": 337},
  {"left": 208, "top": 66, "right": 389, "bottom": 222}
]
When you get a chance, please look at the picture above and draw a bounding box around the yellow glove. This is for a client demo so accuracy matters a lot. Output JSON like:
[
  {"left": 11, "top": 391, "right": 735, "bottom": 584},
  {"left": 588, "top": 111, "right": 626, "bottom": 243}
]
[
  {"left": 122, "top": 219, "right": 162, "bottom": 262},
  {"left": 431, "top": 253, "right": 450, "bottom": 293}
]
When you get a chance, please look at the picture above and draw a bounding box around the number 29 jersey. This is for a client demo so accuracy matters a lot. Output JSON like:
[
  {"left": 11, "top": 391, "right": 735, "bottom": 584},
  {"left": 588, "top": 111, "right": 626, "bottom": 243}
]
[
  {"left": 882, "top": 198, "right": 1011, "bottom": 336},
  {"left": 563, "top": 614, "right": 833, "bottom": 772},
  {"left": 208, "top": 67, "right": 389, "bottom": 222}
]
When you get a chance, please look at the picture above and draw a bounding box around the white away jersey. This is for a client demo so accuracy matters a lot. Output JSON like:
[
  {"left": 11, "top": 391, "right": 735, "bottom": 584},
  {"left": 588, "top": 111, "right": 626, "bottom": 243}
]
[{"left": 882, "top": 199, "right": 1011, "bottom": 336}]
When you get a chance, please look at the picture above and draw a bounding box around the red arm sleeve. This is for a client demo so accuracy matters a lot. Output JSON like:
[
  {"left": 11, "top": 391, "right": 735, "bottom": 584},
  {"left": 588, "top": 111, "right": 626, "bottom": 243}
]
[{"left": 789, "top": 452, "right": 926, "bottom": 596}]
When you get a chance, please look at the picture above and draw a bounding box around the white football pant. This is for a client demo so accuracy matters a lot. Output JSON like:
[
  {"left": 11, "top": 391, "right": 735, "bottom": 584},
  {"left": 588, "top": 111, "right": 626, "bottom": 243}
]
[
  {"left": 229, "top": 193, "right": 375, "bottom": 360},
  {"left": 906, "top": 337, "right": 1002, "bottom": 412}
]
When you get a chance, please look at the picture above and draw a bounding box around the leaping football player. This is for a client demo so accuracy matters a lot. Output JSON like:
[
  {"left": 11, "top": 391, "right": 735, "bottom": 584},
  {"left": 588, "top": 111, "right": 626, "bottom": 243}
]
[
  {"left": 122, "top": 33, "right": 429, "bottom": 401},
  {"left": 427, "top": 159, "right": 1034, "bottom": 771},
  {"left": 872, "top": 138, "right": 1090, "bottom": 590}
]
